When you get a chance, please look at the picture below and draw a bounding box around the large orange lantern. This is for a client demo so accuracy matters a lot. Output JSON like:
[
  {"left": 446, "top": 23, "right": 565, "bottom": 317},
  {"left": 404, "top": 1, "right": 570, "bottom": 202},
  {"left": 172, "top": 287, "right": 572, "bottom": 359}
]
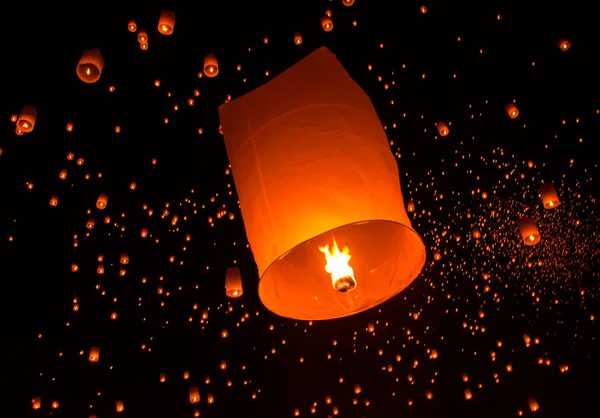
[
  {"left": 158, "top": 10, "right": 176, "bottom": 35},
  {"left": 189, "top": 387, "right": 200, "bottom": 403},
  {"left": 519, "top": 216, "right": 540, "bottom": 246},
  {"left": 17, "top": 106, "right": 37, "bottom": 133},
  {"left": 203, "top": 53, "right": 219, "bottom": 77},
  {"left": 321, "top": 16, "right": 334, "bottom": 32},
  {"left": 505, "top": 103, "right": 519, "bottom": 119},
  {"left": 219, "top": 47, "right": 426, "bottom": 320},
  {"left": 89, "top": 346, "right": 100, "bottom": 362},
  {"left": 225, "top": 267, "right": 243, "bottom": 297},
  {"left": 96, "top": 194, "right": 108, "bottom": 209},
  {"left": 540, "top": 182, "right": 560, "bottom": 209},
  {"left": 437, "top": 121, "right": 449, "bottom": 137},
  {"left": 76, "top": 49, "right": 104, "bottom": 83}
]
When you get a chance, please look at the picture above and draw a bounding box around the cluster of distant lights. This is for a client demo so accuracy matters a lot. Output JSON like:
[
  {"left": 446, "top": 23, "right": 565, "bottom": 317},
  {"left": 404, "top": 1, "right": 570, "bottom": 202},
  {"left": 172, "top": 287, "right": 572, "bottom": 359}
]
[{"left": 3, "top": 1, "right": 596, "bottom": 417}]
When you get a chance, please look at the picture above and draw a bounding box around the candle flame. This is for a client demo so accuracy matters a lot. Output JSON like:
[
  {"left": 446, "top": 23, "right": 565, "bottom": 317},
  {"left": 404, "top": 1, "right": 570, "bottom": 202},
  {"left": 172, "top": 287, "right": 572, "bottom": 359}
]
[{"left": 319, "top": 238, "right": 357, "bottom": 293}]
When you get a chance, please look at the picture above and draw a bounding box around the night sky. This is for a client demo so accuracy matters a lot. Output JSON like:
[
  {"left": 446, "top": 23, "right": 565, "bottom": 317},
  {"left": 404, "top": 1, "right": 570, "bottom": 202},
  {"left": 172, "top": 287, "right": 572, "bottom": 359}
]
[{"left": 3, "top": 1, "right": 600, "bottom": 417}]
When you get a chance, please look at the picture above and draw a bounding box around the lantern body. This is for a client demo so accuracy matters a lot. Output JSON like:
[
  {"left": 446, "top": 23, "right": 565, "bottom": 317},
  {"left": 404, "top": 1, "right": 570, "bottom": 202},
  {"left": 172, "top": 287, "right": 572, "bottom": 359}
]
[
  {"left": 96, "top": 194, "right": 108, "bottom": 209},
  {"left": 138, "top": 30, "right": 148, "bottom": 43},
  {"left": 219, "top": 47, "right": 426, "bottom": 320},
  {"left": 505, "top": 103, "right": 519, "bottom": 118},
  {"left": 89, "top": 346, "right": 100, "bottom": 362},
  {"left": 321, "top": 16, "right": 334, "bottom": 32},
  {"left": 158, "top": 10, "right": 175, "bottom": 34},
  {"left": 294, "top": 33, "right": 302, "bottom": 45},
  {"left": 76, "top": 49, "right": 104, "bottom": 83},
  {"left": 225, "top": 267, "right": 243, "bottom": 297},
  {"left": 519, "top": 216, "right": 540, "bottom": 246},
  {"left": 540, "top": 182, "right": 560, "bottom": 209},
  {"left": 128, "top": 20, "right": 137, "bottom": 32},
  {"left": 17, "top": 106, "right": 37, "bottom": 132},
  {"left": 437, "top": 121, "right": 449, "bottom": 136},
  {"left": 189, "top": 387, "right": 200, "bottom": 403},
  {"left": 203, "top": 53, "right": 219, "bottom": 77}
]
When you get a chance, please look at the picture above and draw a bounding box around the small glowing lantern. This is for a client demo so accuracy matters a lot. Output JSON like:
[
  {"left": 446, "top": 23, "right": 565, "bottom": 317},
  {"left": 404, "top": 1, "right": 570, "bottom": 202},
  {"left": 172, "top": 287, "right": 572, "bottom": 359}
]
[
  {"left": 96, "top": 194, "right": 108, "bottom": 209},
  {"left": 32, "top": 398, "right": 41, "bottom": 409},
  {"left": 528, "top": 397, "right": 539, "bottom": 412},
  {"left": 294, "top": 33, "right": 302, "bottom": 45},
  {"left": 89, "top": 346, "right": 100, "bottom": 362},
  {"left": 407, "top": 200, "right": 415, "bottom": 212},
  {"left": 138, "top": 30, "right": 148, "bottom": 43},
  {"left": 120, "top": 253, "right": 129, "bottom": 265},
  {"left": 50, "top": 196, "right": 59, "bottom": 206},
  {"left": 321, "top": 16, "right": 334, "bottom": 32},
  {"left": 505, "top": 103, "right": 519, "bottom": 119},
  {"left": 76, "top": 49, "right": 104, "bottom": 83},
  {"left": 158, "top": 10, "right": 175, "bottom": 34},
  {"left": 203, "top": 53, "right": 219, "bottom": 77},
  {"left": 17, "top": 106, "right": 37, "bottom": 133},
  {"left": 225, "top": 267, "right": 243, "bottom": 297},
  {"left": 86, "top": 218, "right": 95, "bottom": 229},
  {"left": 558, "top": 40, "right": 570, "bottom": 51},
  {"left": 128, "top": 20, "right": 137, "bottom": 32},
  {"left": 141, "top": 227, "right": 148, "bottom": 238},
  {"left": 59, "top": 170, "right": 67, "bottom": 179},
  {"left": 540, "top": 182, "right": 560, "bottom": 209},
  {"left": 66, "top": 122, "right": 73, "bottom": 131},
  {"left": 189, "top": 387, "right": 200, "bottom": 403},
  {"left": 116, "top": 400, "right": 124, "bottom": 412},
  {"left": 343, "top": 0, "right": 355, "bottom": 6},
  {"left": 519, "top": 216, "right": 540, "bottom": 246},
  {"left": 437, "top": 121, "right": 449, "bottom": 137},
  {"left": 219, "top": 47, "right": 426, "bottom": 320},
  {"left": 472, "top": 227, "right": 480, "bottom": 239}
]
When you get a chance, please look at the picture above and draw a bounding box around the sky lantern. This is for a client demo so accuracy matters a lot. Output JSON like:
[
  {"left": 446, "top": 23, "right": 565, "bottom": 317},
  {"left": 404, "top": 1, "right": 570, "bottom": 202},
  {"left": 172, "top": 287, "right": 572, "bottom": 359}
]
[
  {"left": 116, "top": 400, "right": 124, "bottom": 412},
  {"left": 203, "top": 53, "right": 219, "bottom": 77},
  {"left": 96, "top": 194, "right": 108, "bottom": 209},
  {"left": 505, "top": 103, "right": 519, "bottom": 118},
  {"left": 528, "top": 397, "right": 539, "bottom": 412},
  {"left": 472, "top": 227, "right": 481, "bottom": 239},
  {"left": 189, "top": 387, "right": 200, "bottom": 403},
  {"left": 540, "top": 182, "right": 560, "bottom": 209},
  {"left": 32, "top": 398, "right": 41, "bottom": 409},
  {"left": 158, "top": 10, "right": 176, "bottom": 34},
  {"left": 76, "top": 49, "right": 104, "bottom": 83},
  {"left": 138, "top": 30, "right": 147, "bottom": 43},
  {"left": 219, "top": 47, "right": 426, "bottom": 320},
  {"left": 321, "top": 16, "right": 334, "bottom": 32},
  {"left": 128, "top": 20, "right": 137, "bottom": 32},
  {"left": 120, "top": 253, "right": 129, "bottom": 264},
  {"left": 519, "top": 216, "right": 541, "bottom": 246},
  {"left": 89, "top": 346, "right": 100, "bottom": 362},
  {"left": 558, "top": 39, "right": 570, "bottom": 51},
  {"left": 225, "top": 267, "right": 243, "bottom": 297},
  {"left": 294, "top": 32, "right": 302, "bottom": 45},
  {"left": 86, "top": 218, "right": 95, "bottom": 229},
  {"left": 343, "top": 0, "right": 355, "bottom": 6},
  {"left": 437, "top": 121, "right": 449, "bottom": 137},
  {"left": 17, "top": 106, "right": 37, "bottom": 133},
  {"left": 407, "top": 200, "right": 415, "bottom": 212}
]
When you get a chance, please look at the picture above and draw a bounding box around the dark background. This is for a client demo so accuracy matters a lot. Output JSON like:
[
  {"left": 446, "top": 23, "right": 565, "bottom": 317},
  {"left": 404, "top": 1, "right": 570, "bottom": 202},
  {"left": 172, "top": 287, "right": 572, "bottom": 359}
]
[{"left": 2, "top": 1, "right": 599, "bottom": 417}]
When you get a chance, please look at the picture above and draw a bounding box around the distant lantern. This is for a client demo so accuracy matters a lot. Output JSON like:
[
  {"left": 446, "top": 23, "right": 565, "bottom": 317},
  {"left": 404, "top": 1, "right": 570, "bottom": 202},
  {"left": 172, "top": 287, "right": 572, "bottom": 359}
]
[
  {"left": 120, "top": 253, "right": 129, "bottom": 265},
  {"left": 59, "top": 170, "right": 67, "bottom": 179},
  {"left": 50, "top": 196, "right": 59, "bottom": 206},
  {"left": 189, "top": 387, "right": 200, "bottom": 403},
  {"left": 66, "top": 122, "right": 74, "bottom": 131},
  {"left": 17, "top": 106, "right": 37, "bottom": 133},
  {"left": 528, "top": 397, "right": 539, "bottom": 412},
  {"left": 116, "top": 400, "right": 124, "bottom": 412},
  {"left": 141, "top": 227, "right": 148, "bottom": 238},
  {"left": 343, "top": 0, "right": 355, "bottom": 6},
  {"left": 437, "top": 121, "right": 449, "bottom": 137},
  {"left": 96, "top": 194, "right": 108, "bottom": 209},
  {"left": 433, "top": 251, "right": 441, "bottom": 261},
  {"left": 225, "top": 267, "right": 243, "bottom": 298},
  {"left": 540, "top": 182, "right": 560, "bottom": 209},
  {"left": 32, "top": 398, "right": 41, "bottom": 409},
  {"left": 472, "top": 227, "right": 481, "bottom": 239},
  {"left": 158, "top": 10, "right": 176, "bottom": 34},
  {"left": 407, "top": 200, "right": 415, "bottom": 212},
  {"left": 218, "top": 47, "right": 426, "bottom": 320},
  {"left": 203, "top": 53, "right": 219, "bottom": 77},
  {"left": 76, "top": 49, "right": 104, "bottom": 83},
  {"left": 138, "top": 30, "right": 148, "bottom": 43},
  {"left": 140, "top": 43, "right": 149, "bottom": 50},
  {"left": 519, "top": 216, "right": 541, "bottom": 246},
  {"left": 321, "top": 16, "right": 334, "bottom": 32},
  {"left": 505, "top": 103, "right": 519, "bottom": 119},
  {"left": 128, "top": 20, "right": 137, "bottom": 32},
  {"left": 89, "top": 346, "right": 100, "bottom": 362},
  {"left": 558, "top": 39, "right": 570, "bottom": 52},
  {"left": 86, "top": 218, "right": 95, "bottom": 229},
  {"left": 294, "top": 33, "right": 303, "bottom": 45}
]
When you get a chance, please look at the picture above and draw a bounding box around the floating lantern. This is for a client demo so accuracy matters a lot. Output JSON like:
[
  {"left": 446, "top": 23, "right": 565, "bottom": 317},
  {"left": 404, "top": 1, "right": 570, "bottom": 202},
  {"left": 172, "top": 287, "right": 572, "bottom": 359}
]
[
  {"left": 558, "top": 39, "right": 570, "bottom": 51},
  {"left": 219, "top": 47, "right": 425, "bottom": 320},
  {"left": 158, "top": 10, "right": 175, "bottom": 34},
  {"left": 294, "top": 32, "right": 302, "bottom": 45},
  {"left": 519, "top": 216, "right": 540, "bottom": 246},
  {"left": 138, "top": 30, "right": 147, "bottom": 43},
  {"left": 76, "top": 49, "right": 104, "bottom": 83},
  {"left": 189, "top": 387, "right": 200, "bottom": 403},
  {"left": 96, "top": 194, "right": 108, "bottom": 210},
  {"left": 437, "top": 121, "right": 449, "bottom": 137},
  {"left": 506, "top": 103, "right": 519, "bottom": 118},
  {"left": 321, "top": 16, "right": 334, "bottom": 32},
  {"left": 540, "top": 182, "right": 560, "bottom": 209},
  {"left": 128, "top": 20, "right": 137, "bottom": 32},
  {"left": 225, "top": 267, "right": 243, "bottom": 297},
  {"left": 17, "top": 106, "right": 37, "bottom": 133},
  {"left": 89, "top": 346, "right": 100, "bottom": 362},
  {"left": 204, "top": 53, "right": 219, "bottom": 77}
]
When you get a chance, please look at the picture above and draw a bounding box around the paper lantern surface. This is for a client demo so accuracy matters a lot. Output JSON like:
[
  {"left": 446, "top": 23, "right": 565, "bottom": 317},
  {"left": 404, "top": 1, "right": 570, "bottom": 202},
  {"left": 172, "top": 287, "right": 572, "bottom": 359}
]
[
  {"left": 225, "top": 267, "right": 243, "bottom": 297},
  {"left": 219, "top": 47, "right": 425, "bottom": 320}
]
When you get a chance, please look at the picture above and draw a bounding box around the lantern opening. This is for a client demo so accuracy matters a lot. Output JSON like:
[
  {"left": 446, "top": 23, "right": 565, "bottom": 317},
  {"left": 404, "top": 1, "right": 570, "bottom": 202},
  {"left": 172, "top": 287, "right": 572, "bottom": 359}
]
[{"left": 319, "top": 238, "right": 357, "bottom": 293}]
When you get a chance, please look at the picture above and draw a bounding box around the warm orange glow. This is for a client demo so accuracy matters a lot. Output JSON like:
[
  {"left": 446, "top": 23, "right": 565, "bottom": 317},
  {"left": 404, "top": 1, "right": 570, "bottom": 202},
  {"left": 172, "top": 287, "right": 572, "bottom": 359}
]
[
  {"left": 519, "top": 216, "right": 541, "bottom": 246},
  {"left": 319, "top": 238, "right": 357, "bottom": 293},
  {"left": 558, "top": 39, "right": 570, "bottom": 51},
  {"left": 225, "top": 267, "right": 243, "bottom": 297},
  {"left": 189, "top": 387, "right": 200, "bottom": 403},
  {"left": 204, "top": 53, "right": 219, "bottom": 77},
  {"left": 219, "top": 48, "right": 425, "bottom": 320},
  {"left": 128, "top": 20, "right": 137, "bottom": 32},
  {"left": 321, "top": 16, "right": 334, "bottom": 32},
  {"left": 76, "top": 49, "right": 104, "bottom": 83},
  {"left": 505, "top": 103, "right": 519, "bottom": 118},
  {"left": 540, "top": 182, "right": 560, "bottom": 209},
  {"left": 89, "top": 346, "right": 100, "bottom": 362},
  {"left": 138, "top": 30, "right": 147, "bottom": 43},
  {"left": 294, "top": 32, "right": 302, "bottom": 45},
  {"left": 96, "top": 194, "right": 108, "bottom": 210},
  {"left": 158, "top": 10, "right": 175, "bottom": 35},
  {"left": 437, "top": 121, "right": 449, "bottom": 137},
  {"left": 17, "top": 106, "right": 37, "bottom": 133}
]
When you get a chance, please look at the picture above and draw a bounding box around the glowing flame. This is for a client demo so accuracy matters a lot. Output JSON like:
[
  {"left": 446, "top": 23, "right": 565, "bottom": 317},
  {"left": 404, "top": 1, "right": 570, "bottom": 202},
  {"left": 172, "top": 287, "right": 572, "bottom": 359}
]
[
  {"left": 319, "top": 238, "right": 357, "bottom": 293},
  {"left": 529, "top": 234, "right": 535, "bottom": 241}
]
